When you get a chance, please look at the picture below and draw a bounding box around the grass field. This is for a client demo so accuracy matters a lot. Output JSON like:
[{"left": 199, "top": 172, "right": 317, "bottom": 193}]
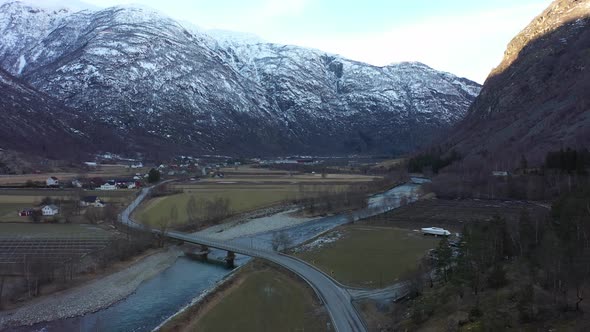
[
  {"left": 136, "top": 188, "right": 299, "bottom": 227},
  {"left": 296, "top": 225, "right": 439, "bottom": 288},
  {"left": 187, "top": 266, "right": 328, "bottom": 332},
  {"left": 138, "top": 179, "right": 362, "bottom": 227}
]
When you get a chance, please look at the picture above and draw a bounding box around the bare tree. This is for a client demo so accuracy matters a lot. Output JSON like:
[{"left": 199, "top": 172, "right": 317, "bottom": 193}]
[
  {"left": 29, "top": 209, "right": 42, "bottom": 223},
  {"left": 169, "top": 205, "right": 178, "bottom": 225},
  {"left": 85, "top": 207, "right": 102, "bottom": 224},
  {"left": 103, "top": 204, "right": 118, "bottom": 225},
  {"left": 186, "top": 195, "right": 199, "bottom": 223},
  {"left": 271, "top": 231, "right": 292, "bottom": 252}
]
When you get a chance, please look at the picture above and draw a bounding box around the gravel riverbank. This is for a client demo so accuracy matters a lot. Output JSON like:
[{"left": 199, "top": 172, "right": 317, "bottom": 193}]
[
  {"left": 195, "top": 208, "right": 314, "bottom": 240},
  {"left": 0, "top": 247, "right": 181, "bottom": 330}
]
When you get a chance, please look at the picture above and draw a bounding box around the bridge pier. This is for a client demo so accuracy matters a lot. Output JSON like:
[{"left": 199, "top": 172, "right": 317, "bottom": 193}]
[
  {"left": 184, "top": 245, "right": 210, "bottom": 261},
  {"left": 225, "top": 251, "right": 236, "bottom": 268},
  {"left": 200, "top": 245, "right": 209, "bottom": 261}
]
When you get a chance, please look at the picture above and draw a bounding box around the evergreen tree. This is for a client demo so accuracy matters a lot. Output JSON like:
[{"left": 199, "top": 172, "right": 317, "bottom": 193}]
[
  {"left": 434, "top": 237, "right": 453, "bottom": 282},
  {"left": 148, "top": 168, "right": 161, "bottom": 183}
]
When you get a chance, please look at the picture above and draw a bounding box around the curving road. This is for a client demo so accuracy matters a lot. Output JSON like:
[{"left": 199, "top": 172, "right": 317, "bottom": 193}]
[{"left": 120, "top": 185, "right": 367, "bottom": 332}]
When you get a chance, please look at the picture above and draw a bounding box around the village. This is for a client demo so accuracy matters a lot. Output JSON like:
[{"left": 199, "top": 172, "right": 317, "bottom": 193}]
[{"left": 1, "top": 154, "right": 339, "bottom": 225}]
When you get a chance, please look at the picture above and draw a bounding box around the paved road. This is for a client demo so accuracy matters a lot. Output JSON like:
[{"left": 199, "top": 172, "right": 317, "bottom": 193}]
[
  {"left": 347, "top": 282, "right": 410, "bottom": 302},
  {"left": 120, "top": 185, "right": 367, "bottom": 332}
]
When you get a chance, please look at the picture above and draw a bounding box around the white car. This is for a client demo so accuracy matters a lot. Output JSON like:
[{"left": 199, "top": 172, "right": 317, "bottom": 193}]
[{"left": 421, "top": 227, "right": 451, "bottom": 236}]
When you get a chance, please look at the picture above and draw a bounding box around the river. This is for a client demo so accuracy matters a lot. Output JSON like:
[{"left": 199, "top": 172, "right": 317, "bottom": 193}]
[{"left": 16, "top": 181, "right": 422, "bottom": 332}]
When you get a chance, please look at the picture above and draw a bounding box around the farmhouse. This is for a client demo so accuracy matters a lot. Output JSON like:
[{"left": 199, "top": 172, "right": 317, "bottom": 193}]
[
  {"left": 42, "top": 205, "right": 59, "bottom": 216},
  {"left": 46, "top": 176, "right": 59, "bottom": 187},
  {"left": 80, "top": 196, "right": 106, "bottom": 208},
  {"left": 98, "top": 181, "right": 117, "bottom": 191},
  {"left": 113, "top": 178, "right": 137, "bottom": 189}
]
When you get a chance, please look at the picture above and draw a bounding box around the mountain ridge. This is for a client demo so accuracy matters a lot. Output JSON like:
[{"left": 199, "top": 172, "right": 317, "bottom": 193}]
[
  {"left": 0, "top": 1, "right": 481, "bottom": 158},
  {"left": 444, "top": 0, "right": 590, "bottom": 167}
]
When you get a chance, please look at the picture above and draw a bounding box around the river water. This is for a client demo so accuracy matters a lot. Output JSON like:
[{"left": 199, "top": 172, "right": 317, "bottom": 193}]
[{"left": 17, "top": 182, "right": 422, "bottom": 332}]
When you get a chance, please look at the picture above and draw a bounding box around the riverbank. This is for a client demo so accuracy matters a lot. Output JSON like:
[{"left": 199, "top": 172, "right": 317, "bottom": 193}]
[
  {"left": 195, "top": 208, "right": 313, "bottom": 240},
  {"left": 0, "top": 247, "right": 180, "bottom": 330}
]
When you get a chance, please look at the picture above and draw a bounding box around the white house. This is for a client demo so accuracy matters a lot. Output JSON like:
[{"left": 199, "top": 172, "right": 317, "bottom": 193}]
[
  {"left": 492, "top": 171, "right": 509, "bottom": 177},
  {"left": 98, "top": 182, "right": 117, "bottom": 191},
  {"left": 46, "top": 177, "right": 59, "bottom": 187},
  {"left": 80, "top": 196, "right": 106, "bottom": 208},
  {"left": 42, "top": 205, "right": 59, "bottom": 216},
  {"left": 71, "top": 179, "right": 83, "bottom": 188}
]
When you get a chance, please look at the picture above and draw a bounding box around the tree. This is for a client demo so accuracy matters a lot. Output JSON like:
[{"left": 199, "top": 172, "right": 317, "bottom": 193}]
[
  {"left": 29, "top": 209, "right": 42, "bottom": 223},
  {"left": 520, "top": 154, "right": 528, "bottom": 170},
  {"left": 433, "top": 237, "right": 453, "bottom": 282},
  {"left": 85, "top": 207, "right": 102, "bottom": 224},
  {"left": 148, "top": 168, "right": 161, "bottom": 183},
  {"left": 487, "top": 264, "right": 508, "bottom": 289},
  {"left": 186, "top": 196, "right": 199, "bottom": 223},
  {"left": 271, "top": 231, "right": 292, "bottom": 252},
  {"left": 104, "top": 204, "right": 118, "bottom": 225},
  {"left": 518, "top": 210, "right": 535, "bottom": 257},
  {"left": 169, "top": 205, "right": 178, "bottom": 225}
]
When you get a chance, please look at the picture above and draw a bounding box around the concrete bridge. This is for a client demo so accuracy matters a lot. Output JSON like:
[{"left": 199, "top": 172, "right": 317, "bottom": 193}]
[{"left": 120, "top": 185, "right": 367, "bottom": 332}]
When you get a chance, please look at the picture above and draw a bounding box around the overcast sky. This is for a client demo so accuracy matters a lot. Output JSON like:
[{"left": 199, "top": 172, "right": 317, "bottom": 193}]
[{"left": 23, "top": 0, "right": 551, "bottom": 83}]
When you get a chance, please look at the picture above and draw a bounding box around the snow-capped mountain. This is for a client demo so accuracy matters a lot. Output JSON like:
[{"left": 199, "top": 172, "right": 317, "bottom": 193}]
[{"left": 0, "top": 1, "right": 481, "bottom": 157}]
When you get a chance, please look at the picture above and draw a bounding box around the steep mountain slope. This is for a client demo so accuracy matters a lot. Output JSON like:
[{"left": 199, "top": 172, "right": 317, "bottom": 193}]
[
  {"left": 0, "top": 1, "right": 481, "bottom": 157},
  {"left": 218, "top": 43, "right": 480, "bottom": 153},
  {"left": 0, "top": 68, "right": 118, "bottom": 159},
  {"left": 447, "top": 0, "right": 590, "bottom": 164}
]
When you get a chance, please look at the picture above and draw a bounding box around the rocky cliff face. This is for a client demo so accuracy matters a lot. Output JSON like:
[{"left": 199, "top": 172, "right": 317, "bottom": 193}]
[
  {"left": 0, "top": 1, "right": 481, "bottom": 157},
  {"left": 448, "top": 0, "right": 590, "bottom": 164}
]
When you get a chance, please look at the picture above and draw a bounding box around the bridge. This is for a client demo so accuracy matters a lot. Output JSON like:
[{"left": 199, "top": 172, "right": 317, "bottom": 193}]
[{"left": 120, "top": 185, "right": 367, "bottom": 332}]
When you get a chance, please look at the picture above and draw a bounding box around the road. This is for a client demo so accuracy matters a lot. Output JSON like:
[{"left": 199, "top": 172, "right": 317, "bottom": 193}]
[
  {"left": 120, "top": 185, "right": 367, "bottom": 332},
  {"left": 347, "top": 282, "right": 410, "bottom": 302}
]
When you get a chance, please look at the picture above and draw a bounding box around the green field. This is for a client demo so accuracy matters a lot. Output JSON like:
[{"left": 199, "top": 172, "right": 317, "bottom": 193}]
[
  {"left": 0, "top": 223, "right": 111, "bottom": 238},
  {"left": 192, "top": 269, "right": 327, "bottom": 332},
  {"left": 296, "top": 226, "right": 439, "bottom": 288},
  {"left": 136, "top": 189, "right": 297, "bottom": 227},
  {"left": 136, "top": 181, "right": 354, "bottom": 227}
]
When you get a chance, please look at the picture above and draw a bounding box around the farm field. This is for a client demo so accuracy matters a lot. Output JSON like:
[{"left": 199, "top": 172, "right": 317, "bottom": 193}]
[
  {"left": 137, "top": 186, "right": 302, "bottom": 227},
  {"left": 137, "top": 167, "right": 381, "bottom": 228},
  {"left": 169, "top": 263, "right": 328, "bottom": 332},
  {"left": 0, "top": 165, "right": 148, "bottom": 186},
  {"left": 295, "top": 225, "right": 439, "bottom": 288},
  {"left": 0, "top": 223, "right": 111, "bottom": 238},
  {"left": 0, "top": 188, "right": 136, "bottom": 222}
]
